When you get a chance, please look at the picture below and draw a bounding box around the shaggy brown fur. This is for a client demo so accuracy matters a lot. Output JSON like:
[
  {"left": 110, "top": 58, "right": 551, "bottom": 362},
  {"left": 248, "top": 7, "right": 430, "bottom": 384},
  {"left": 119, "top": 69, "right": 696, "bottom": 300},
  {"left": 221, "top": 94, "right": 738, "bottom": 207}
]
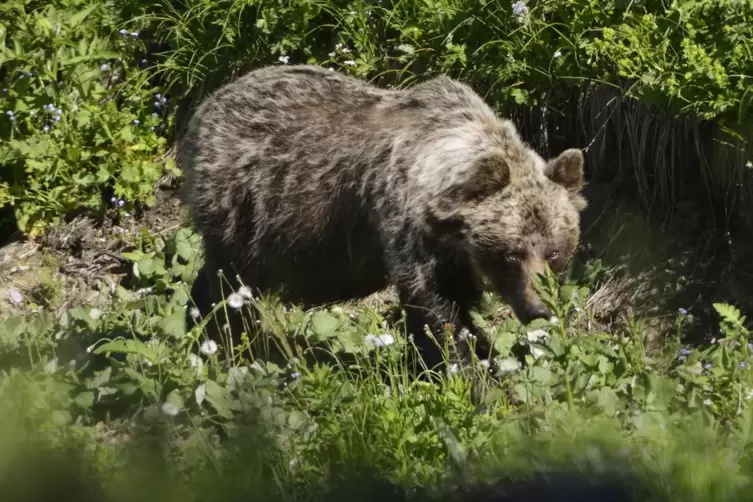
[{"left": 178, "top": 64, "right": 587, "bottom": 370}]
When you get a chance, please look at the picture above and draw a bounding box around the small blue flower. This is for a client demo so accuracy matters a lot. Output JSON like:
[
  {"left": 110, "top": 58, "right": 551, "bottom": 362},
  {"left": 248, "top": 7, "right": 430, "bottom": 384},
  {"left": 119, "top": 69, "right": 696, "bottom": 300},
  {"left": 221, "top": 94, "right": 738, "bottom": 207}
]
[
  {"left": 678, "top": 308, "right": 688, "bottom": 315},
  {"left": 160, "top": 97, "right": 167, "bottom": 104},
  {"left": 53, "top": 115, "right": 61, "bottom": 122},
  {"left": 704, "top": 363, "right": 712, "bottom": 370},
  {"left": 110, "top": 196, "right": 117, "bottom": 203},
  {"left": 100, "top": 63, "right": 109, "bottom": 71},
  {"left": 139, "top": 59, "right": 148, "bottom": 67},
  {"left": 118, "top": 199, "right": 125, "bottom": 207},
  {"left": 679, "top": 347, "right": 692, "bottom": 356},
  {"left": 130, "top": 32, "right": 139, "bottom": 38},
  {"left": 741, "top": 362, "right": 747, "bottom": 369},
  {"left": 149, "top": 126, "right": 155, "bottom": 131},
  {"left": 43, "top": 125, "right": 50, "bottom": 132},
  {"left": 6, "top": 110, "right": 15, "bottom": 121},
  {"left": 747, "top": 343, "right": 752, "bottom": 351},
  {"left": 119, "top": 29, "right": 128, "bottom": 36},
  {"left": 155, "top": 93, "right": 161, "bottom": 99},
  {"left": 678, "top": 355, "right": 686, "bottom": 362},
  {"left": 133, "top": 119, "right": 140, "bottom": 125}
]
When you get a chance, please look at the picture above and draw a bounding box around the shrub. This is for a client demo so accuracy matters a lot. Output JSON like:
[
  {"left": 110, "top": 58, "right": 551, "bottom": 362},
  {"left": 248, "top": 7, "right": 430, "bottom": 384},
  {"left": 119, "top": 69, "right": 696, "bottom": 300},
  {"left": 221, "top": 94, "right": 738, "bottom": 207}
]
[{"left": 0, "top": 0, "right": 176, "bottom": 238}]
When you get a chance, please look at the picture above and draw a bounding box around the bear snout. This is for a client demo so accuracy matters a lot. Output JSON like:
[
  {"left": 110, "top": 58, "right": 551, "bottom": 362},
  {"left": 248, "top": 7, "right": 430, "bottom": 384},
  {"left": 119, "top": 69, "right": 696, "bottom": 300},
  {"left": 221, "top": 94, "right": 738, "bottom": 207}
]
[{"left": 517, "top": 302, "right": 553, "bottom": 324}]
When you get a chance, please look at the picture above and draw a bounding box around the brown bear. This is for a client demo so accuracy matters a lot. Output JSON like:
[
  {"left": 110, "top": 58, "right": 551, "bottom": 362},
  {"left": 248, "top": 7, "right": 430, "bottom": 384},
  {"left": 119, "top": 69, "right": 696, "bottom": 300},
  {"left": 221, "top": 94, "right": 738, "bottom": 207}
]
[{"left": 177, "top": 64, "right": 587, "bottom": 372}]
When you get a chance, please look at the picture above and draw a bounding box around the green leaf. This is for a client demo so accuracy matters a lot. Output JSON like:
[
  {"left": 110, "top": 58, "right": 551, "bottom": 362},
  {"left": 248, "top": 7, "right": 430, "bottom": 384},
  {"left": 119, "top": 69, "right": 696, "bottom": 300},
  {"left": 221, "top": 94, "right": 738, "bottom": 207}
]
[
  {"left": 92, "top": 339, "right": 158, "bottom": 364},
  {"left": 159, "top": 311, "right": 186, "bottom": 339},
  {"left": 310, "top": 311, "right": 341, "bottom": 339},
  {"left": 492, "top": 331, "right": 517, "bottom": 357},
  {"left": 588, "top": 386, "right": 620, "bottom": 417},
  {"left": 204, "top": 380, "right": 233, "bottom": 419},
  {"left": 68, "top": 4, "right": 99, "bottom": 29},
  {"left": 74, "top": 391, "right": 95, "bottom": 409},
  {"left": 119, "top": 125, "right": 135, "bottom": 142},
  {"left": 714, "top": 303, "right": 741, "bottom": 323},
  {"left": 287, "top": 410, "right": 308, "bottom": 430}
]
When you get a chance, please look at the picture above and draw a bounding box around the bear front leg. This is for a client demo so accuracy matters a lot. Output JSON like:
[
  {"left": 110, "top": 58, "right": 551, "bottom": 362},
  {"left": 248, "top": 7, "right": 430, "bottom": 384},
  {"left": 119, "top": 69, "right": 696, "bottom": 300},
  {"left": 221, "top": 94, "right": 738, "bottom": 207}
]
[{"left": 396, "top": 283, "right": 479, "bottom": 374}]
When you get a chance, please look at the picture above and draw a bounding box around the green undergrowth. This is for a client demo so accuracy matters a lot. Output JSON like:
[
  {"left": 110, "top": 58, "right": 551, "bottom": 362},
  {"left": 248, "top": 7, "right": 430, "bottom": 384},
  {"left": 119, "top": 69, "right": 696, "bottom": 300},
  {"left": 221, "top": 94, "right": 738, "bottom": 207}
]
[{"left": 2, "top": 225, "right": 753, "bottom": 499}]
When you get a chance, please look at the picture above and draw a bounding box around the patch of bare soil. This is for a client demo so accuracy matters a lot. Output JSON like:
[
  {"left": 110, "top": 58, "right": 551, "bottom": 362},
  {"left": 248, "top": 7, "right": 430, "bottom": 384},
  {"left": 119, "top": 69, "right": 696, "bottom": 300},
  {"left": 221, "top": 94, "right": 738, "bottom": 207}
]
[{"left": 0, "top": 186, "right": 188, "bottom": 318}]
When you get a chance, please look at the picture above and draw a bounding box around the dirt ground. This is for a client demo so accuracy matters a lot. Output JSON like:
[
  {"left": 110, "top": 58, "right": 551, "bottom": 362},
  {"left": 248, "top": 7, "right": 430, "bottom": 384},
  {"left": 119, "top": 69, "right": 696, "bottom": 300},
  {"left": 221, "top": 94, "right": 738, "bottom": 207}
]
[{"left": 0, "top": 186, "right": 188, "bottom": 318}]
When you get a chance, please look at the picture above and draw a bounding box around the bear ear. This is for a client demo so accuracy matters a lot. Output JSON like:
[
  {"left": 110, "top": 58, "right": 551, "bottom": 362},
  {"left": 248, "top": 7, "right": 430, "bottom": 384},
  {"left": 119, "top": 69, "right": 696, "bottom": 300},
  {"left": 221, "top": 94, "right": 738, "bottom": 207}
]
[
  {"left": 446, "top": 150, "right": 514, "bottom": 205},
  {"left": 544, "top": 148, "right": 584, "bottom": 191}
]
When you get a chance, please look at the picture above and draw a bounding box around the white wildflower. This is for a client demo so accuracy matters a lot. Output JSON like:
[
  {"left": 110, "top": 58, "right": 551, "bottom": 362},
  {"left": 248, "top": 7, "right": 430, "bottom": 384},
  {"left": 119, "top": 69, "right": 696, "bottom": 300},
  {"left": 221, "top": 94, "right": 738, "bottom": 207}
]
[
  {"left": 89, "top": 308, "right": 102, "bottom": 320},
  {"left": 200, "top": 340, "right": 218, "bottom": 356},
  {"left": 161, "top": 402, "right": 179, "bottom": 416},
  {"left": 189, "top": 307, "right": 201, "bottom": 320},
  {"left": 290, "top": 371, "right": 302, "bottom": 379},
  {"left": 365, "top": 333, "right": 395, "bottom": 347},
  {"left": 496, "top": 357, "right": 521, "bottom": 375},
  {"left": 238, "top": 285, "right": 253, "bottom": 299},
  {"left": 512, "top": 0, "right": 528, "bottom": 18},
  {"left": 478, "top": 359, "right": 490, "bottom": 371},
  {"left": 8, "top": 289, "right": 22, "bottom": 306},
  {"left": 227, "top": 292, "right": 245, "bottom": 309},
  {"left": 344, "top": 60, "right": 356, "bottom": 66},
  {"left": 278, "top": 55, "right": 290, "bottom": 64},
  {"left": 549, "top": 316, "right": 559, "bottom": 326},
  {"left": 554, "top": 50, "right": 562, "bottom": 58},
  {"left": 746, "top": 161, "right": 752, "bottom": 169},
  {"left": 703, "top": 399, "right": 711, "bottom": 406},
  {"left": 448, "top": 363, "right": 460, "bottom": 374}
]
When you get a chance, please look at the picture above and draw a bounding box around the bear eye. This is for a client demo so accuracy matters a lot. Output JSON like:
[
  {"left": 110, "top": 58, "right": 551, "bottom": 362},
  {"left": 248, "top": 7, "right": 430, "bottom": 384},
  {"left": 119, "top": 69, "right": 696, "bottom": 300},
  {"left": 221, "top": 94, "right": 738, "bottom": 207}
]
[
  {"left": 547, "top": 250, "right": 560, "bottom": 262},
  {"left": 505, "top": 250, "right": 526, "bottom": 264}
]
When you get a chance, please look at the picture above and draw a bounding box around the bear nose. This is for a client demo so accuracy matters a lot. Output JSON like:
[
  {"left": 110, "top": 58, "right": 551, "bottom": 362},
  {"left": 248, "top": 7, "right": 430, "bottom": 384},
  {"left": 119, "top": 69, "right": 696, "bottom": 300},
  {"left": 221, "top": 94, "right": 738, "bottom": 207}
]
[{"left": 520, "top": 304, "right": 552, "bottom": 324}]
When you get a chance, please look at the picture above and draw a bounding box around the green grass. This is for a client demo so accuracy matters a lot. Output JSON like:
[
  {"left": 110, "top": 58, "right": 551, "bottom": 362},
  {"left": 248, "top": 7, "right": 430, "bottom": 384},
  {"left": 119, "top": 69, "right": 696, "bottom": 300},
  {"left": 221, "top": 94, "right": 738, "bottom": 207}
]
[{"left": 1, "top": 221, "right": 753, "bottom": 501}]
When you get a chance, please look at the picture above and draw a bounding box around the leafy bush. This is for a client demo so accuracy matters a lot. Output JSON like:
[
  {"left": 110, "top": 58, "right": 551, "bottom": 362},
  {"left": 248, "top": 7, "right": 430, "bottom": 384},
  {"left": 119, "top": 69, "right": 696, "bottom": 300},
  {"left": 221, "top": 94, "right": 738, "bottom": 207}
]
[
  {"left": 0, "top": 0, "right": 175, "bottom": 237},
  {"left": 2, "top": 0, "right": 751, "bottom": 237},
  {"left": 131, "top": 0, "right": 752, "bottom": 122}
]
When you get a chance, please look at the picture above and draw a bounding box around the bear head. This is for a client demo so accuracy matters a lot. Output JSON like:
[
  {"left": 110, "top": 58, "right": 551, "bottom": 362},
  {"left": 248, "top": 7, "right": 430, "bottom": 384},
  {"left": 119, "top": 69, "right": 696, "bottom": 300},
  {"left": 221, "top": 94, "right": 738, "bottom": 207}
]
[{"left": 429, "top": 146, "right": 587, "bottom": 324}]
